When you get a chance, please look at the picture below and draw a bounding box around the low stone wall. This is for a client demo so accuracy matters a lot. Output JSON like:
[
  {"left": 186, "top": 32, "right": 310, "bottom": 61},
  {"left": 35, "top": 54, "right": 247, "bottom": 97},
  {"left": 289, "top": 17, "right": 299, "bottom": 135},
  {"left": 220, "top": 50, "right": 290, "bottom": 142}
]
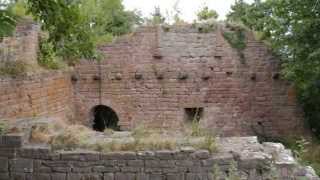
[{"left": 0, "top": 135, "right": 318, "bottom": 180}]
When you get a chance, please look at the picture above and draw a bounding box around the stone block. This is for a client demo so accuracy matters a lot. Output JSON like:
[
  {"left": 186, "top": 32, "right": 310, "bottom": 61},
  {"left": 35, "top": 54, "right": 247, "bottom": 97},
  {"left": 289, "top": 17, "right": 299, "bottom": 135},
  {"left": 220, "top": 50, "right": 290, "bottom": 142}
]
[
  {"left": 136, "top": 173, "right": 149, "bottom": 180},
  {"left": 145, "top": 168, "right": 162, "bottom": 173},
  {"left": 32, "top": 173, "right": 51, "bottom": 180},
  {"left": 114, "top": 173, "right": 136, "bottom": 180},
  {"left": 60, "top": 152, "right": 100, "bottom": 161},
  {"left": 51, "top": 173, "right": 67, "bottom": 180},
  {"left": 101, "top": 152, "right": 136, "bottom": 160},
  {"left": 185, "top": 173, "right": 206, "bottom": 180},
  {"left": 0, "top": 157, "right": 8, "bottom": 172},
  {"left": 0, "top": 148, "right": 17, "bottom": 158},
  {"left": 92, "top": 166, "right": 120, "bottom": 173},
  {"left": 0, "top": 136, "right": 22, "bottom": 148},
  {"left": 103, "top": 173, "right": 114, "bottom": 180},
  {"left": 10, "top": 159, "right": 33, "bottom": 173},
  {"left": 72, "top": 167, "right": 92, "bottom": 173},
  {"left": 149, "top": 174, "right": 165, "bottom": 180},
  {"left": 10, "top": 173, "right": 25, "bottom": 180},
  {"left": 120, "top": 166, "right": 142, "bottom": 173},
  {"left": 137, "top": 151, "right": 156, "bottom": 160},
  {"left": 0, "top": 173, "right": 9, "bottom": 180},
  {"left": 155, "top": 151, "right": 175, "bottom": 160},
  {"left": 52, "top": 167, "right": 71, "bottom": 173},
  {"left": 127, "top": 160, "right": 144, "bottom": 167},
  {"left": 191, "top": 150, "right": 210, "bottom": 159},
  {"left": 166, "top": 174, "right": 184, "bottom": 180},
  {"left": 19, "top": 147, "right": 51, "bottom": 159},
  {"left": 67, "top": 174, "right": 102, "bottom": 180},
  {"left": 175, "top": 160, "right": 198, "bottom": 167}
]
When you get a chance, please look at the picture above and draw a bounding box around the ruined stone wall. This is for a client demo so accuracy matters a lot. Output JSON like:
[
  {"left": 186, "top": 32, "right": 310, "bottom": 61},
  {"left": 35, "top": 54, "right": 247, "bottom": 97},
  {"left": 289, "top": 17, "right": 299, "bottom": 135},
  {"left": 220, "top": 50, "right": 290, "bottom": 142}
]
[
  {"left": 0, "top": 72, "right": 74, "bottom": 122},
  {"left": 0, "top": 21, "right": 75, "bottom": 123},
  {"left": 0, "top": 19, "right": 40, "bottom": 67},
  {"left": 74, "top": 25, "right": 304, "bottom": 137},
  {"left": 0, "top": 135, "right": 317, "bottom": 180}
]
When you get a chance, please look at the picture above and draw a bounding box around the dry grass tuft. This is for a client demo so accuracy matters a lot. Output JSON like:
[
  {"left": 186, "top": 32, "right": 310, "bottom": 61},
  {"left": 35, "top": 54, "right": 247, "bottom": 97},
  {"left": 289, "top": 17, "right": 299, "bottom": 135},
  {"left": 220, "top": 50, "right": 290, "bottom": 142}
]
[
  {"left": 50, "top": 125, "right": 93, "bottom": 150},
  {"left": 30, "top": 124, "right": 52, "bottom": 144}
]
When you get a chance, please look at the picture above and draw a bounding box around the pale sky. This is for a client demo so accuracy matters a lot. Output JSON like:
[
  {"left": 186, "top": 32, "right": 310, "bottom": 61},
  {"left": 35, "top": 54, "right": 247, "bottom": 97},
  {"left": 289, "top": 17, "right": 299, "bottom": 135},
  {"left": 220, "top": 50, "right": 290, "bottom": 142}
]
[{"left": 123, "top": 0, "right": 254, "bottom": 22}]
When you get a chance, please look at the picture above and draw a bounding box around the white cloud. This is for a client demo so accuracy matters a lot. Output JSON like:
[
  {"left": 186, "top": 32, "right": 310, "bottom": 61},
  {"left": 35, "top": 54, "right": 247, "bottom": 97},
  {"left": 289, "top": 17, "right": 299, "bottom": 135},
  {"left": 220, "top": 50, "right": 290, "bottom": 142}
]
[{"left": 123, "top": 0, "right": 254, "bottom": 22}]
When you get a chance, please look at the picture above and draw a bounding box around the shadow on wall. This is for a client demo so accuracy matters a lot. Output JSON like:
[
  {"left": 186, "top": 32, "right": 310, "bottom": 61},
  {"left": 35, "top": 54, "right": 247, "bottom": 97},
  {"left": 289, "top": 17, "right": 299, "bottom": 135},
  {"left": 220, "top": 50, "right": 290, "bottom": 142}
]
[{"left": 91, "top": 105, "right": 120, "bottom": 132}]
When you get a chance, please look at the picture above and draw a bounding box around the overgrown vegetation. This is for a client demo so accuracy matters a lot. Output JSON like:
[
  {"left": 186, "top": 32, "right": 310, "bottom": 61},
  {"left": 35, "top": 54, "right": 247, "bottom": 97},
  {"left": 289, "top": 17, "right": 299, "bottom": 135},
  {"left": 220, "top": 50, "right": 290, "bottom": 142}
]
[
  {"left": 227, "top": 0, "right": 320, "bottom": 173},
  {"left": 31, "top": 122, "right": 218, "bottom": 153},
  {"left": 227, "top": 0, "right": 320, "bottom": 139},
  {"left": 197, "top": 6, "right": 218, "bottom": 21},
  {"left": 0, "top": 1, "right": 17, "bottom": 38},
  {"left": 192, "top": 21, "right": 217, "bottom": 33},
  {"left": 277, "top": 137, "right": 320, "bottom": 176},
  {"left": 222, "top": 23, "right": 247, "bottom": 64},
  {"left": 0, "top": 122, "right": 8, "bottom": 135},
  {"left": 1, "top": 0, "right": 141, "bottom": 67},
  {"left": 38, "top": 38, "right": 64, "bottom": 69}
]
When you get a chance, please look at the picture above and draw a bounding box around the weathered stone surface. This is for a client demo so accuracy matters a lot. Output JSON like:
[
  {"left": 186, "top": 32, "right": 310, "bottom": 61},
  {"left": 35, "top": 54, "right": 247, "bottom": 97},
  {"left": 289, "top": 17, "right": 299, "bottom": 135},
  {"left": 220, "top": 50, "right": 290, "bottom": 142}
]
[
  {"left": 127, "top": 160, "right": 144, "bottom": 167},
  {"left": 0, "top": 136, "right": 22, "bottom": 148},
  {"left": 0, "top": 173, "right": 9, "bottom": 180},
  {"left": 10, "top": 159, "right": 33, "bottom": 173},
  {"left": 0, "top": 157, "right": 8, "bottom": 172},
  {"left": 60, "top": 152, "right": 100, "bottom": 161},
  {"left": 191, "top": 150, "right": 210, "bottom": 159},
  {"left": 166, "top": 174, "right": 184, "bottom": 180},
  {"left": 51, "top": 173, "right": 67, "bottom": 180},
  {"left": 114, "top": 173, "right": 136, "bottom": 180},
  {"left": 32, "top": 173, "right": 51, "bottom": 180},
  {"left": 19, "top": 147, "right": 51, "bottom": 159},
  {"left": 92, "top": 166, "right": 119, "bottom": 173},
  {"left": 155, "top": 150, "right": 175, "bottom": 160},
  {"left": 101, "top": 152, "right": 136, "bottom": 160},
  {"left": 0, "top": 148, "right": 17, "bottom": 158},
  {"left": 136, "top": 173, "right": 149, "bottom": 180}
]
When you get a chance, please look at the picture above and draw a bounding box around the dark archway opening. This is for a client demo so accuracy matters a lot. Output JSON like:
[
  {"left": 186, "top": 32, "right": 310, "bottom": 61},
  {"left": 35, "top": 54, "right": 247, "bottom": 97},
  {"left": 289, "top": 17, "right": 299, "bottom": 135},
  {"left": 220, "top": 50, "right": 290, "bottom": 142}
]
[{"left": 92, "top": 105, "right": 120, "bottom": 132}]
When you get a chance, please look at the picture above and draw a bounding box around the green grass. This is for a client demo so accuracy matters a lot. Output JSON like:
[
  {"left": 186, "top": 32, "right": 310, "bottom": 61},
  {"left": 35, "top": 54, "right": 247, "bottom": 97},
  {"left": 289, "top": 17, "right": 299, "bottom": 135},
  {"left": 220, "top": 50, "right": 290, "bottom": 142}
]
[{"left": 223, "top": 22, "right": 247, "bottom": 64}]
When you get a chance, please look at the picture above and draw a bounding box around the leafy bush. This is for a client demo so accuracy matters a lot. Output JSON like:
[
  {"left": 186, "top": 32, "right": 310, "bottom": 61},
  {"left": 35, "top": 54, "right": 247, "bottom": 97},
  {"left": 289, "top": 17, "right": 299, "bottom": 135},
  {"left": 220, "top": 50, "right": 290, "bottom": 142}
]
[
  {"left": 0, "top": 123, "right": 8, "bottom": 135},
  {"left": 197, "top": 6, "right": 218, "bottom": 21},
  {"left": 226, "top": 0, "right": 320, "bottom": 138},
  {"left": 223, "top": 23, "right": 247, "bottom": 64},
  {"left": 38, "top": 39, "right": 64, "bottom": 69}
]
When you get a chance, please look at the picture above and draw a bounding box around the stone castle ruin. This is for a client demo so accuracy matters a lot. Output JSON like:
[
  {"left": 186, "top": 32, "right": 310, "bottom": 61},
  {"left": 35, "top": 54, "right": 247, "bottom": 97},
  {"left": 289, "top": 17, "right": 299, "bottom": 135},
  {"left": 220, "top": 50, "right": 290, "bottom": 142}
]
[
  {"left": 0, "top": 21, "right": 318, "bottom": 180},
  {"left": 1, "top": 22, "right": 304, "bottom": 138}
]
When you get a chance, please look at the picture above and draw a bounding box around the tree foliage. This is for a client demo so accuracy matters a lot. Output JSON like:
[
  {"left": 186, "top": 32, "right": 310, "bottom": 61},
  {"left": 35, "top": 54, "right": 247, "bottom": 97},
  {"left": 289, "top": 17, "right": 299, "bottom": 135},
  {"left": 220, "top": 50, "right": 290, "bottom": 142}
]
[
  {"left": 1, "top": 0, "right": 141, "bottom": 63},
  {"left": 197, "top": 6, "right": 218, "bottom": 21},
  {"left": 0, "top": 0, "right": 17, "bottom": 38},
  {"left": 79, "top": 0, "right": 142, "bottom": 45},
  {"left": 227, "top": 0, "right": 320, "bottom": 137},
  {"left": 26, "top": 0, "right": 96, "bottom": 62}
]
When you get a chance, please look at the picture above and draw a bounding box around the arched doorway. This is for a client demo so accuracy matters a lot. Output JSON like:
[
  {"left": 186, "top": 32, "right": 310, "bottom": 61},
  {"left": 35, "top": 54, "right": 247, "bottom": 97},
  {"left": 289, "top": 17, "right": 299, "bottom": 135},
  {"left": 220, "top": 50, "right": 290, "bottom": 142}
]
[{"left": 91, "top": 105, "right": 120, "bottom": 132}]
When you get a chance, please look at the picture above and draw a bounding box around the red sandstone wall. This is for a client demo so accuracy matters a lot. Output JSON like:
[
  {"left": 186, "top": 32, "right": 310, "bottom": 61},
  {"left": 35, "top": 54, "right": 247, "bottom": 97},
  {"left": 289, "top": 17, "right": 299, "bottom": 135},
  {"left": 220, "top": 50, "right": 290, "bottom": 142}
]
[
  {"left": 0, "top": 72, "right": 74, "bottom": 122},
  {"left": 74, "top": 25, "right": 304, "bottom": 137},
  {"left": 0, "top": 20, "right": 40, "bottom": 67}
]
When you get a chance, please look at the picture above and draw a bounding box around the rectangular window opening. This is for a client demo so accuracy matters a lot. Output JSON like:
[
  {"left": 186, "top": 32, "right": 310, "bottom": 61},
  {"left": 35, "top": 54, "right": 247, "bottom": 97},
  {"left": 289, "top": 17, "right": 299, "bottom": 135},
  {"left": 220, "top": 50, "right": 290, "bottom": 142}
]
[{"left": 184, "top": 107, "right": 204, "bottom": 123}]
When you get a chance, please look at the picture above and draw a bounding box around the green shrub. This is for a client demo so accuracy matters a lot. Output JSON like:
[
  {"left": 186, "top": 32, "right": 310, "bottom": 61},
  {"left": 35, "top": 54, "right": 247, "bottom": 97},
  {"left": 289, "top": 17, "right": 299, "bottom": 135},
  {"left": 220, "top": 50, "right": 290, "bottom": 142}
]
[
  {"left": 192, "top": 21, "right": 217, "bottom": 33},
  {"left": 38, "top": 39, "right": 64, "bottom": 70},
  {"left": 0, "top": 123, "right": 8, "bottom": 135},
  {"left": 223, "top": 23, "right": 247, "bottom": 64},
  {"left": 193, "top": 135, "right": 217, "bottom": 153}
]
